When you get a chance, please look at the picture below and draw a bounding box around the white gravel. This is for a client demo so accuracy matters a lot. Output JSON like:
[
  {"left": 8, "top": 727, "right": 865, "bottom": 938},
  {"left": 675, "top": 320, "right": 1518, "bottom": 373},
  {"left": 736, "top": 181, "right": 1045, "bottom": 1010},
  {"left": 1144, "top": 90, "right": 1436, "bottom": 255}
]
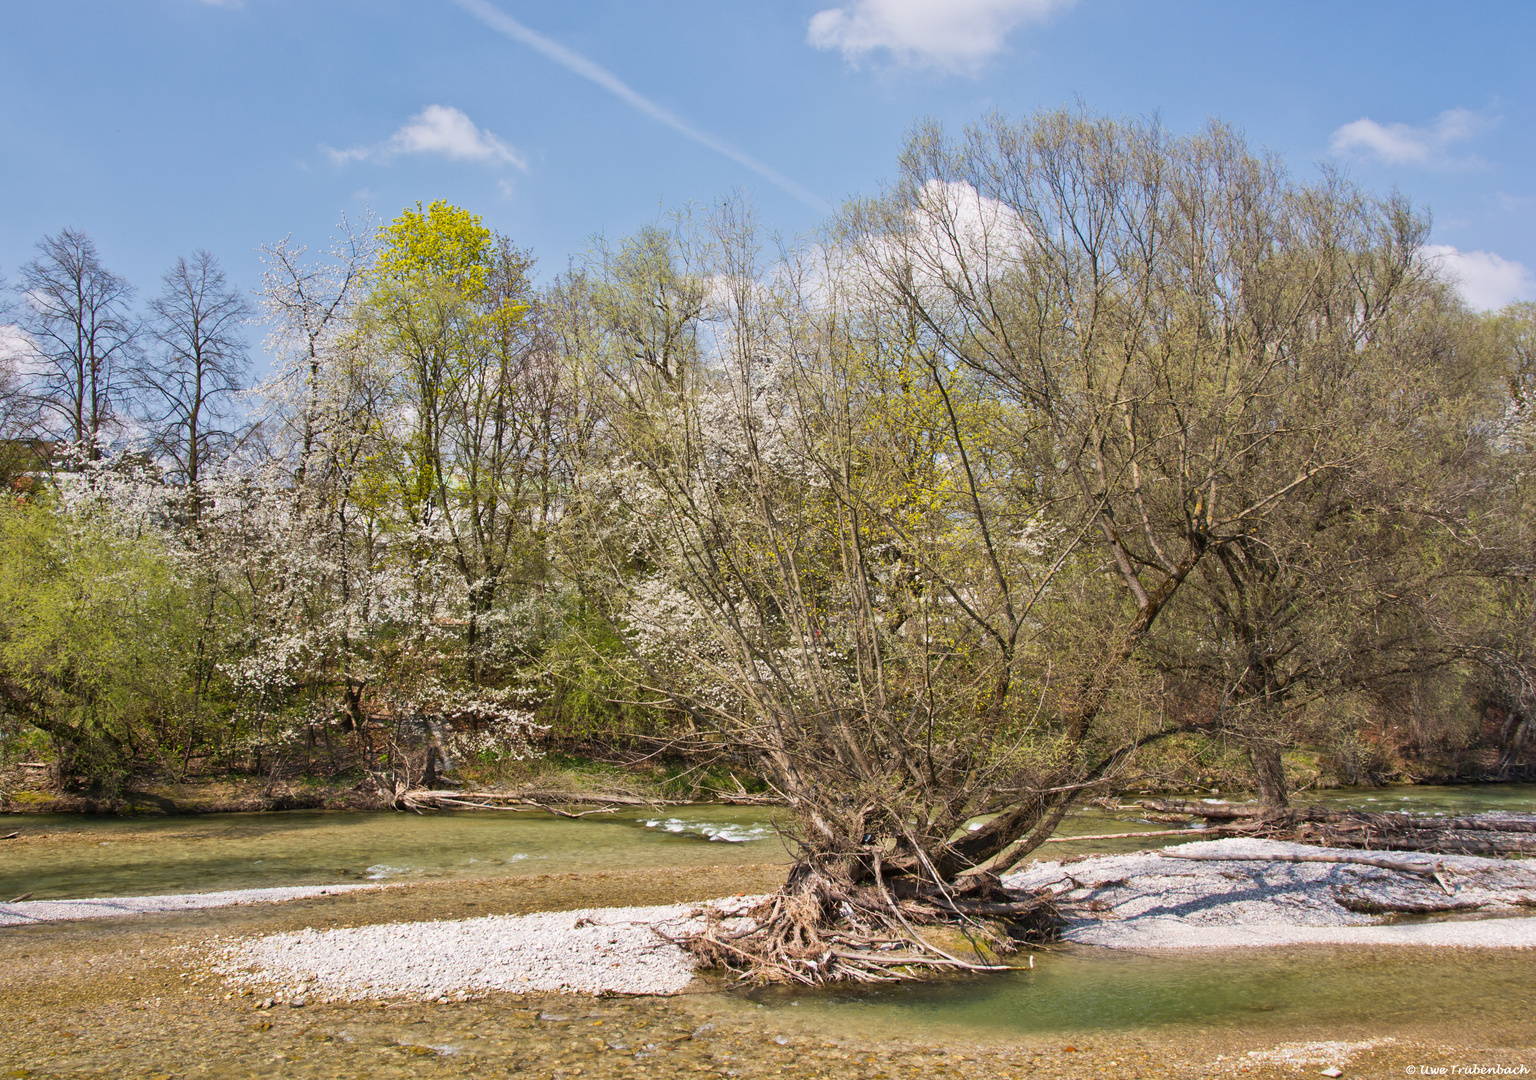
[
  {"left": 19, "top": 836, "right": 1536, "bottom": 1005},
  {"left": 1003, "top": 837, "right": 1536, "bottom": 949},
  {"left": 212, "top": 898, "right": 763, "bottom": 1001},
  {"left": 0, "top": 884, "right": 384, "bottom": 927}
]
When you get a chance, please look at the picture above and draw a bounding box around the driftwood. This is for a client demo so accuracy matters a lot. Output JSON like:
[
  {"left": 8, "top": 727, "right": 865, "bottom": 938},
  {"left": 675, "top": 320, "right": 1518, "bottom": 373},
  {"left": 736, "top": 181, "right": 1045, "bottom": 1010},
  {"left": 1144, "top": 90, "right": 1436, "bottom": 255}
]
[
  {"left": 706, "top": 791, "right": 786, "bottom": 806},
  {"left": 1332, "top": 886, "right": 1483, "bottom": 915},
  {"left": 680, "top": 862, "right": 1059, "bottom": 986},
  {"left": 396, "top": 788, "right": 692, "bottom": 815},
  {"left": 1137, "top": 799, "right": 1536, "bottom": 857},
  {"left": 1160, "top": 848, "right": 1469, "bottom": 896},
  {"left": 1160, "top": 848, "right": 1445, "bottom": 877},
  {"left": 1043, "top": 826, "right": 1255, "bottom": 843}
]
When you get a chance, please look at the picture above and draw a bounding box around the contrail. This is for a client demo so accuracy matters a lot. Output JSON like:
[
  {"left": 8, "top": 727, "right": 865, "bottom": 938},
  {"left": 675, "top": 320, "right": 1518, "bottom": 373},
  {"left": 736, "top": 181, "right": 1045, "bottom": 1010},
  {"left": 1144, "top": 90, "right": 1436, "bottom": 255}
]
[{"left": 452, "top": 0, "right": 830, "bottom": 212}]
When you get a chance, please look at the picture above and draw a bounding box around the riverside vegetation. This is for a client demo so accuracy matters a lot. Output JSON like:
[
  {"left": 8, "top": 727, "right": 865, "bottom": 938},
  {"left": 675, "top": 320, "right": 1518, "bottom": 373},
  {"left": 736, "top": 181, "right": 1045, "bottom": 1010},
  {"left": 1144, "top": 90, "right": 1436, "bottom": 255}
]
[{"left": 3, "top": 107, "right": 1536, "bottom": 979}]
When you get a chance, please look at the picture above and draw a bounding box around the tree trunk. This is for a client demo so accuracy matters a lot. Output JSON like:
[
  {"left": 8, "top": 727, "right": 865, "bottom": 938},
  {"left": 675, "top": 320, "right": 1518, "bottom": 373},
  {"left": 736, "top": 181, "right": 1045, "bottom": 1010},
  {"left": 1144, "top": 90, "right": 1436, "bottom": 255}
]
[{"left": 1248, "top": 738, "right": 1290, "bottom": 814}]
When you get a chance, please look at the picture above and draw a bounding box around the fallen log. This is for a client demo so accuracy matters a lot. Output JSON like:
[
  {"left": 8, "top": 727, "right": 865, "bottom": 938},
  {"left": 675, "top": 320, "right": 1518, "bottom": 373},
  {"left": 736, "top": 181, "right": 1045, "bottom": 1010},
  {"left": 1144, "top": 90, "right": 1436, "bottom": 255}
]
[
  {"left": 403, "top": 794, "right": 622, "bottom": 818},
  {"left": 1137, "top": 799, "right": 1264, "bottom": 819},
  {"left": 1042, "top": 826, "right": 1256, "bottom": 843},
  {"left": 1136, "top": 800, "right": 1536, "bottom": 857},
  {"left": 1160, "top": 848, "right": 1445, "bottom": 878},
  {"left": 444, "top": 788, "right": 687, "bottom": 806},
  {"left": 1331, "top": 887, "right": 1484, "bottom": 916},
  {"left": 1352, "top": 815, "right": 1536, "bottom": 834},
  {"left": 398, "top": 788, "right": 690, "bottom": 813}
]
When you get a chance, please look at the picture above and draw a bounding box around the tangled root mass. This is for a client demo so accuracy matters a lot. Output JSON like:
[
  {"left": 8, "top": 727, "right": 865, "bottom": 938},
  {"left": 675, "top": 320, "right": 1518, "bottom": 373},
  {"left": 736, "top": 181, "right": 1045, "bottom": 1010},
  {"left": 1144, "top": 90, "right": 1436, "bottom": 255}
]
[{"left": 682, "top": 857, "right": 1060, "bottom": 985}]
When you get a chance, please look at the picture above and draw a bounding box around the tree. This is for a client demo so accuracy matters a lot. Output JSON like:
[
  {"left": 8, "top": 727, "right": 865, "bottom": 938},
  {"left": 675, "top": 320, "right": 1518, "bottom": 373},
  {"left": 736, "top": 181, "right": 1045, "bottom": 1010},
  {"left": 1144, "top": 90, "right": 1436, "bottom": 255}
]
[
  {"left": 0, "top": 269, "right": 45, "bottom": 489},
  {"left": 256, "top": 214, "right": 377, "bottom": 487},
  {"left": 16, "top": 229, "right": 139, "bottom": 458},
  {"left": 0, "top": 492, "right": 192, "bottom": 792},
  {"left": 362, "top": 201, "right": 563, "bottom": 685},
  {"left": 569, "top": 111, "right": 1475, "bottom": 981},
  {"left": 1444, "top": 302, "right": 1536, "bottom": 779},
  {"left": 139, "top": 250, "right": 251, "bottom": 493},
  {"left": 246, "top": 215, "right": 390, "bottom": 759}
]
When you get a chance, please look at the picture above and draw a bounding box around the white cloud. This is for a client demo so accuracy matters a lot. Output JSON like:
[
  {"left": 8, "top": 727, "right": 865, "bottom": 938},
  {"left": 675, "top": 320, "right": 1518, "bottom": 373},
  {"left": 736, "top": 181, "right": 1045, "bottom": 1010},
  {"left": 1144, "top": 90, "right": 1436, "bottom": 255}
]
[
  {"left": 325, "top": 105, "right": 526, "bottom": 170},
  {"left": 1329, "top": 108, "right": 1490, "bottom": 168},
  {"left": 807, "top": 0, "right": 1074, "bottom": 72},
  {"left": 388, "top": 105, "right": 525, "bottom": 167},
  {"left": 0, "top": 323, "right": 29, "bottom": 359},
  {"left": 1422, "top": 244, "right": 1536, "bottom": 311},
  {"left": 819, "top": 180, "right": 1033, "bottom": 310},
  {"left": 0, "top": 323, "right": 43, "bottom": 376}
]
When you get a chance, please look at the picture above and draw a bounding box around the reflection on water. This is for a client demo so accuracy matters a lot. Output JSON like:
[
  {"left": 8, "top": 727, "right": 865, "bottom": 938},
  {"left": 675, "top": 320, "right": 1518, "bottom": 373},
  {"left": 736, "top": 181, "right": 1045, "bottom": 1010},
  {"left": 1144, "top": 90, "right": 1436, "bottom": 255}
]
[
  {"left": 0, "top": 806, "right": 788, "bottom": 900},
  {"left": 763, "top": 944, "right": 1536, "bottom": 1038}
]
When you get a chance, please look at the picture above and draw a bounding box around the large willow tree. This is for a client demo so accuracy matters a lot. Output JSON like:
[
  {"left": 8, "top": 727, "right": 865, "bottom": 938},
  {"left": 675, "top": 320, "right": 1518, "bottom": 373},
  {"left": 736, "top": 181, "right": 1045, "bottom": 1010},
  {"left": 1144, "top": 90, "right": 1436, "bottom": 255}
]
[{"left": 570, "top": 110, "right": 1488, "bottom": 980}]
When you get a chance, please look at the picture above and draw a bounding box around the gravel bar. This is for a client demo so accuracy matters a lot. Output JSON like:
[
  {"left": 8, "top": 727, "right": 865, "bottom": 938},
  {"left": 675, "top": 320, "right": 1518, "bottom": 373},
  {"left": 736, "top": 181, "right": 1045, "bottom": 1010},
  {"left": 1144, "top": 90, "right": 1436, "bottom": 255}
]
[
  {"left": 1004, "top": 837, "right": 1536, "bottom": 949},
  {"left": 0, "top": 884, "right": 383, "bottom": 927},
  {"left": 213, "top": 898, "right": 762, "bottom": 1001}
]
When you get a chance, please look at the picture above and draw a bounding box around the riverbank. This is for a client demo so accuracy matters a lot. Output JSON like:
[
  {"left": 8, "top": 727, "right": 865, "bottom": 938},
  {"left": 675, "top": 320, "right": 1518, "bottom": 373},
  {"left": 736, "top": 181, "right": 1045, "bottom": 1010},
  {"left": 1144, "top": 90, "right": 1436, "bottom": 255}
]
[
  {"left": 3, "top": 865, "right": 1533, "bottom": 1079},
  {"left": 5, "top": 754, "right": 1531, "bottom": 818},
  {"left": 0, "top": 753, "right": 763, "bottom": 816},
  {"left": 0, "top": 772, "right": 394, "bottom": 815},
  {"left": 194, "top": 839, "right": 1536, "bottom": 1007}
]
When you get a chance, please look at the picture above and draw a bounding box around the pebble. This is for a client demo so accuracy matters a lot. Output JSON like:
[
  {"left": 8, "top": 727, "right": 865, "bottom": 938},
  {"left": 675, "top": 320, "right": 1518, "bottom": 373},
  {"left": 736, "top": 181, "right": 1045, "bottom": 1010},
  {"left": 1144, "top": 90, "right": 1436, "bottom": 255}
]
[{"left": 213, "top": 898, "right": 761, "bottom": 1000}]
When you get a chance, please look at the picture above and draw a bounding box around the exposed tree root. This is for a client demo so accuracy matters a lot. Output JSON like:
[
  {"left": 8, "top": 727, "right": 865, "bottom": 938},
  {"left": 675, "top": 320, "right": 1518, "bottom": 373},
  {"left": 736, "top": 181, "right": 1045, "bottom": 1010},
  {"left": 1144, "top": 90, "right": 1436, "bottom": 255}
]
[{"left": 679, "top": 857, "right": 1060, "bottom": 985}]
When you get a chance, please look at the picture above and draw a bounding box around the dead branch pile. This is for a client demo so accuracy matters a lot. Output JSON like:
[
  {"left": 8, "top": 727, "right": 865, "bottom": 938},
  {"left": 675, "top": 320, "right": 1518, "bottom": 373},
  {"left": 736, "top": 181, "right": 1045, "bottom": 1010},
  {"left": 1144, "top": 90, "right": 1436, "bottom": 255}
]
[{"left": 1136, "top": 799, "right": 1536, "bottom": 856}]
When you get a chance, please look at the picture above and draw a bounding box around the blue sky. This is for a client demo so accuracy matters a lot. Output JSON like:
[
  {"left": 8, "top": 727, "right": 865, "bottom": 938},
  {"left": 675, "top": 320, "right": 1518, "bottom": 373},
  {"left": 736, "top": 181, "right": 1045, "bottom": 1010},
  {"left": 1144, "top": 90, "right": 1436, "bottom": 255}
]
[{"left": 2, "top": 0, "right": 1533, "bottom": 356}]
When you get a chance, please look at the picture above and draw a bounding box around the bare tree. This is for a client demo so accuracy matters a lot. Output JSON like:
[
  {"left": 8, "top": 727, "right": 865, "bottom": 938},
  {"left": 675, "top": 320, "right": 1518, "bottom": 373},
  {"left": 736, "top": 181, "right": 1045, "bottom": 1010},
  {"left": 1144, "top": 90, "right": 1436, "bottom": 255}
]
[
  {"left": 139, "top": 250, "right": 251, "bottom": 491},
  {"left": 0, "top": 269, "right": 46, "bottom": 490},
  {"left": 16, "top": 228, "right": 138, "bottom": 458},
  {"left": 255, "top": 214, "right": 376, "bottom": 488},
  {"left": 570, "top": 112, "right": 1466, "bottom": 982}
]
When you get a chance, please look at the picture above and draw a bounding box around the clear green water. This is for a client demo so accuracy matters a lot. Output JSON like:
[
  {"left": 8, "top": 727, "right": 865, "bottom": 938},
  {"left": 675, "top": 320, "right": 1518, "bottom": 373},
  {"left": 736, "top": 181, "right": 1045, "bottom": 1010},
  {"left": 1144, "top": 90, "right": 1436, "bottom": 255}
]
[
  {"left": 760, "top": 943, "right": 1536, "bottom": 1039},
  {"left": 0, "top": 805, "right": 788, "bottom": 900},
  {"left": 1312, "top": 782, "right": 1536, "bottom": 815},
  {"left": 3, "top": 783, "right": 1530, "bottom": 902}
]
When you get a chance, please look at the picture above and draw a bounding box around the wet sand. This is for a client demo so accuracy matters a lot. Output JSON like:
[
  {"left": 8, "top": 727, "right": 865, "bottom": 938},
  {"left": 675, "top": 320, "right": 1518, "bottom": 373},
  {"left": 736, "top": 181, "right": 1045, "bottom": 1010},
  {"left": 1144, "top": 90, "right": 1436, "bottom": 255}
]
[{"left": 2, "top": 863, "right": 1534, "bottom": 1079}]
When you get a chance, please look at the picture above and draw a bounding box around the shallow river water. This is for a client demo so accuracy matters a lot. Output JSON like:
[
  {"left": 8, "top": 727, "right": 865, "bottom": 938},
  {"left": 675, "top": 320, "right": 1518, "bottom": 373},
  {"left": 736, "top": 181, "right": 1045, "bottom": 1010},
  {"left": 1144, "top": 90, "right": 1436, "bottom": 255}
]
[
  {"left": 0, "top": 805, "right": 786, "bottom": 900},
  {"left": 4, "top": 784, "right": 1534, "bottom": 901},
  {"left": 2, "top": 783, "right": 1534, "bottom": 1074}
]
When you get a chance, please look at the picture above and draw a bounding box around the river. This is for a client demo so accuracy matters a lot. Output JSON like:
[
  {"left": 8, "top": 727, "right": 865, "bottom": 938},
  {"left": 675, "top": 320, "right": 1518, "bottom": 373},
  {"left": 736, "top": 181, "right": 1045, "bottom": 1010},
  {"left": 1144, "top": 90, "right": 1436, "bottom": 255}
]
[{"left": 2, "top": 783, "right": 1533, "bottom": 1058}]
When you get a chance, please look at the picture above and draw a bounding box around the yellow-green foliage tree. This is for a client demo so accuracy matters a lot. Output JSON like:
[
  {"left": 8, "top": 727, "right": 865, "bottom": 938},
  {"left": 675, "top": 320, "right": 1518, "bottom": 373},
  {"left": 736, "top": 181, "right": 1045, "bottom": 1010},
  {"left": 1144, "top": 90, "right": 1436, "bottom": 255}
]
[{"left": 363, "top": 201, "right": 566, "bottom": 678}]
